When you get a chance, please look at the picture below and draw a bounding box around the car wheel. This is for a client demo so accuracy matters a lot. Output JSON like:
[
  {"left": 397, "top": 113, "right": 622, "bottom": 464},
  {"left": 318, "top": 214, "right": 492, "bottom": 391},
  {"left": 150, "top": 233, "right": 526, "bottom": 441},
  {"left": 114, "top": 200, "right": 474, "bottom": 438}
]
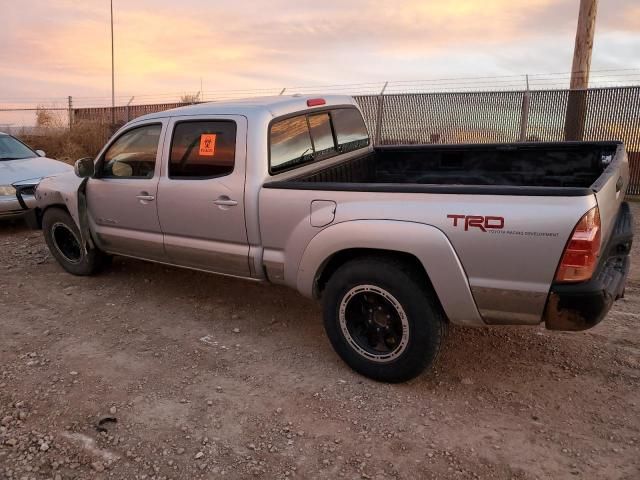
[
  {"left": 322, "top": 256, "right": 447, "bottom": 383},
  {"left": 42, "top": 207, "right": 109, "bottom": 276}
]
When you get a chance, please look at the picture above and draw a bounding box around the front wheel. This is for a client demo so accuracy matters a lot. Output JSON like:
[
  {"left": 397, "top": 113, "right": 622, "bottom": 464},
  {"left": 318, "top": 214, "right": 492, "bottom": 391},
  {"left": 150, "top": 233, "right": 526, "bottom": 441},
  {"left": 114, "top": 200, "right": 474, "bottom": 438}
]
[
  {"left": 322, "top": 256, "right": 447, "bottom": 383},
  {"left": 42, "top": 207, "right": 109, "bottom": 276}
]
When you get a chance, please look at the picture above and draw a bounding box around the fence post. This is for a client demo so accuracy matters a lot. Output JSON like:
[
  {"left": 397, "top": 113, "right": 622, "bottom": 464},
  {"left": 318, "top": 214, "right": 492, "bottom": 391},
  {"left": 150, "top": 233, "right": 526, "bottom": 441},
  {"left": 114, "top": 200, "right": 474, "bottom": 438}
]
[
  {"left": 519, "top": 75, "right": 530, "bottom": 142},
  {"left": 126, "top": 96, "right": 134, "bottom": 122},
  {"left": 374, "top": 81, "right": 388, "bottom": 146},
  {"left": 67, "top": 96, "right": 73, "bottom": 131}
]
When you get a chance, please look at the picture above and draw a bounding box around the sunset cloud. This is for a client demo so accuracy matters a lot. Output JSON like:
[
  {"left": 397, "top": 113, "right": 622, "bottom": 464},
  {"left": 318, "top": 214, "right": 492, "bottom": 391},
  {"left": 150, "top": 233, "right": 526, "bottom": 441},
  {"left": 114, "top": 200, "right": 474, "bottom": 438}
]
[{"left": 0, "top": 0, "right": 638, "bottom": 110}]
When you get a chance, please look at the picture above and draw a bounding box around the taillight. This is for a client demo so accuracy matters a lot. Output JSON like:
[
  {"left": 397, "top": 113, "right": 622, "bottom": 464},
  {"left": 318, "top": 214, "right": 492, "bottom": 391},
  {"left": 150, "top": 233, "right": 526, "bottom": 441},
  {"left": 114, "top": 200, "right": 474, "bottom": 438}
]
[{"left": 555, "top": 207, "right": 601, "bottom": 283}]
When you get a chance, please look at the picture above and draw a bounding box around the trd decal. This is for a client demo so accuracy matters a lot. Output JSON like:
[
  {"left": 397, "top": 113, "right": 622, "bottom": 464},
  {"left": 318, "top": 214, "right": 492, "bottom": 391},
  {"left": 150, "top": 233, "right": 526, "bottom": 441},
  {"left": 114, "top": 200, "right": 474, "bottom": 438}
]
[{"left": 447, "top": 214, "right": 504, "bottom": 232}]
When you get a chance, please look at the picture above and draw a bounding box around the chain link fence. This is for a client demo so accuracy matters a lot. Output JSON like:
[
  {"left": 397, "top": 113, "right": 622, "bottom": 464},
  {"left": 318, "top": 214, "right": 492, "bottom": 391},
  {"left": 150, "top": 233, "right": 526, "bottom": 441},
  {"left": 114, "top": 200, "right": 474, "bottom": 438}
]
[{"left": 73, "top": 86, "right": 640, "bottom": 196}]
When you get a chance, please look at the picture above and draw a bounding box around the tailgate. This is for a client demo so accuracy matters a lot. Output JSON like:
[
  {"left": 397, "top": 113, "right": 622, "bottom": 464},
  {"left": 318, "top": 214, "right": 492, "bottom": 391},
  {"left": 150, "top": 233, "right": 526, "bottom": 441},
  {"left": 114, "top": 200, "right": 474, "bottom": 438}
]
[{"left": 592, "top": 144, "right": 630, "bottom": 243}]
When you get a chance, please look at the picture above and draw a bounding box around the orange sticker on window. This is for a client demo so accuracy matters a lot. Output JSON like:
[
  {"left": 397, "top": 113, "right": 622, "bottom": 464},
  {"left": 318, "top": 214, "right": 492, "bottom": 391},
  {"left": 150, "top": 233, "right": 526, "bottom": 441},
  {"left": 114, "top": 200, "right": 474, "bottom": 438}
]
[{"left": 199, "top": 134, "right": 217, "bottom": 156}]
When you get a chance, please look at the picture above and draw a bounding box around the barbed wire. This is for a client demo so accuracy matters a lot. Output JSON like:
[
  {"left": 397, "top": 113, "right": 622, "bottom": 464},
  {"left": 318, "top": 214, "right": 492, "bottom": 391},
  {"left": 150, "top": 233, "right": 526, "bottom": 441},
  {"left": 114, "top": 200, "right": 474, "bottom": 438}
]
[{"left": 1, "top": 69, "right": 639, "bottom": 111}]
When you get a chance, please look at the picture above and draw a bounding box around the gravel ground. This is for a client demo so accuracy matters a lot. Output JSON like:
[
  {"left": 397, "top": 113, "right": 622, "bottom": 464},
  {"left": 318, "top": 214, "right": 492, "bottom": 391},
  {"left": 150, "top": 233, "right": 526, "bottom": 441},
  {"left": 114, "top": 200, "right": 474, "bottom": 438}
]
[{"left": 1, "top": 203, "right": 639, "bottom": 480}]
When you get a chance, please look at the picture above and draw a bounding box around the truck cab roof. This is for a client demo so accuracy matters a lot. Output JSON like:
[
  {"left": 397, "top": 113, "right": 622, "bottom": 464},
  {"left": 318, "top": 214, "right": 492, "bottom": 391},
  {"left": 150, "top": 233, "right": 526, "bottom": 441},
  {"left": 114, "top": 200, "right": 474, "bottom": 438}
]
[{"left": 133, "top": 94, "right": 359, "bottom": 123}]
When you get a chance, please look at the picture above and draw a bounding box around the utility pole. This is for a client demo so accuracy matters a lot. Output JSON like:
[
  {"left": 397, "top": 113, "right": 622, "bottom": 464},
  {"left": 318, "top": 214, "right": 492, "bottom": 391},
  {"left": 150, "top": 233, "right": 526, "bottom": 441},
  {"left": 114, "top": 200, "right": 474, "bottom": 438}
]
[
  {"left": 110, "top": 0, "right": 115, "bottom": 126},
  {"left": 569, "top": 0, "right": 598, "bottom": 90},
  {"left": 564, "top": 0, "right": 598, "bottom": 140}
]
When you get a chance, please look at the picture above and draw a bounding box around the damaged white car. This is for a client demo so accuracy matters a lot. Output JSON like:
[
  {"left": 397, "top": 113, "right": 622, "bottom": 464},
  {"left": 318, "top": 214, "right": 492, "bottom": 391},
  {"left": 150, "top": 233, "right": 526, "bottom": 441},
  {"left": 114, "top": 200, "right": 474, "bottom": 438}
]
[{"left": 0, "top": 132, "right": 72, "bottom": 220}]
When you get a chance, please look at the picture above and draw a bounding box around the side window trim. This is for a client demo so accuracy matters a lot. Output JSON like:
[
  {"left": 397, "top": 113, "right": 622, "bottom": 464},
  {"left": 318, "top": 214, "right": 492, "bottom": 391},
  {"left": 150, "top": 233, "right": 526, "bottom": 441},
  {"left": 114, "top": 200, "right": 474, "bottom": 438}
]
[{"left": 96, "top": 122, "right": 164, "bottom": 180}]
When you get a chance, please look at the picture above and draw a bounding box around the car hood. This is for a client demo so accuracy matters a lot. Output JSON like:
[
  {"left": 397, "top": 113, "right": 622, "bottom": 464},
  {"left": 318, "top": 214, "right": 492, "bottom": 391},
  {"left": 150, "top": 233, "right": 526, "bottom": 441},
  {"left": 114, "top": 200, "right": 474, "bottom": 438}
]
[{"left": 0, "top": 156, "right": 73, "bottom": 185}]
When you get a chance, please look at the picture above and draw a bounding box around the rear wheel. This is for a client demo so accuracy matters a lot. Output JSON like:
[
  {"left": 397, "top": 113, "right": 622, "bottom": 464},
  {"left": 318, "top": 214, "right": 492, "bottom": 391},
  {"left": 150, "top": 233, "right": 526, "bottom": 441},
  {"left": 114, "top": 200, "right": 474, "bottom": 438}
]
[
  {"left": 322, "top": 256, "right": 447, "bottom": 382},
  {"left": 42, "top": 207, "right": 109, "bottom": 276}
]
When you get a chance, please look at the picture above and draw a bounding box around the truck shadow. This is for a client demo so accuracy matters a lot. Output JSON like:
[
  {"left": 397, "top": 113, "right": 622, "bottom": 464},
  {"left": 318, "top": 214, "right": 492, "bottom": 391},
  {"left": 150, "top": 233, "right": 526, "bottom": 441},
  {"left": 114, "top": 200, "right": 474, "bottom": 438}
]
[{"left": 100, "top": 255, "right": 626, "bottom": 391}]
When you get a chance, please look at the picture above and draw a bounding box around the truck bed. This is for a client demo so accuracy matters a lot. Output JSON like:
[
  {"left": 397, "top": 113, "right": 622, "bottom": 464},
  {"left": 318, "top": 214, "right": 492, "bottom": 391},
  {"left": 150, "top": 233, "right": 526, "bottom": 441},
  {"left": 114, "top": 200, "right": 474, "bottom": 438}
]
[{"left": 267, "top": 141, "right": 621, "bottom": 196}]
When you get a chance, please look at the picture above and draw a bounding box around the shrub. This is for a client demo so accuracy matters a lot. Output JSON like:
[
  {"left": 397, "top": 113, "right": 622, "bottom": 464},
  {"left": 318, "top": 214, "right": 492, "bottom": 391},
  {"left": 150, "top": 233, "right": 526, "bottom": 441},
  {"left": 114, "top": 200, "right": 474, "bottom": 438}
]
[{"left": 17, "top": 121, "right": 112, "bottom": 164}]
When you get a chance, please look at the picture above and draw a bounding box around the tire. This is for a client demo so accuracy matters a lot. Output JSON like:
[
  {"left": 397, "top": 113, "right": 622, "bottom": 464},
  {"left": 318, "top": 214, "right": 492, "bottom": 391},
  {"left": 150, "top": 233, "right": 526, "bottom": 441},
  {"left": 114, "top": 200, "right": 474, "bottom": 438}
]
[
  {"left": 42, "top": 207, "right": 109, "bottom": 276},
  {"left": 322, "top": 256, "right": 447, "bottom": 383}
]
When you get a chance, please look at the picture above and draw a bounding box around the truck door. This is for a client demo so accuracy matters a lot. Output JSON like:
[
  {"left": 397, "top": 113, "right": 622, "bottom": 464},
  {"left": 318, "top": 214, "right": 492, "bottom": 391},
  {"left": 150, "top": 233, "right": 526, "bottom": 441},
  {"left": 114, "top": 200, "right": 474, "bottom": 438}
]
[
  {"left": 86, "top": 120, "right": 168, "bottom": 261},
  {"left": 156, "top": 115, "right": 250, "bottom": 277}
]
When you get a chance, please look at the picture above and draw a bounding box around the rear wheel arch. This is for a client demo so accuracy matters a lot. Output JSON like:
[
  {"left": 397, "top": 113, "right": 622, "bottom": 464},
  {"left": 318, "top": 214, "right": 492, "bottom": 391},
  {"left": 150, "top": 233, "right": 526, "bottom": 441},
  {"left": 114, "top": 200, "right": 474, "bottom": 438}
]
[
  {"left": 296, "top": 220, "right": 484, "bottom": 327},
  {"left": 316, "top": 248, "right": 438, "bottom": 303}
]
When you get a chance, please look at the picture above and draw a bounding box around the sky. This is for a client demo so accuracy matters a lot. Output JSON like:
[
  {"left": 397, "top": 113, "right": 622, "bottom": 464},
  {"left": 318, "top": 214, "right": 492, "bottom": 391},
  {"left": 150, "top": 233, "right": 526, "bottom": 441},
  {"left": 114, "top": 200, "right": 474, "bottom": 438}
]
[{"left": 1, "top": 0, "right": 639, "bottom": 125}]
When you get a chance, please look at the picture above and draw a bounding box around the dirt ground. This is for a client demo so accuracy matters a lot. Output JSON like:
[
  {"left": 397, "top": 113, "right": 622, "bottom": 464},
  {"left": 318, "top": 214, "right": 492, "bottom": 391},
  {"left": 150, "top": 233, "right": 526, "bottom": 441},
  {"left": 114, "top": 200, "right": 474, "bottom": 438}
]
[{"left": 1, "top": 204, "right": 639, "bottom": 480}]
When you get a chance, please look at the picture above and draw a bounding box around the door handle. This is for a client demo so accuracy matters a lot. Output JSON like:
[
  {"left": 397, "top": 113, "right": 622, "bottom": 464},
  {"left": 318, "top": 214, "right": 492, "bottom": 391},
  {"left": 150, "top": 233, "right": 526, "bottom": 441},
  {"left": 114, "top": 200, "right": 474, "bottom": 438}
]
[
  {"left": 136, "top": 193, "right": 155, "bottom": 202},
  {"left": 213, "top": 196, "right": 238, "bottom": 207}
]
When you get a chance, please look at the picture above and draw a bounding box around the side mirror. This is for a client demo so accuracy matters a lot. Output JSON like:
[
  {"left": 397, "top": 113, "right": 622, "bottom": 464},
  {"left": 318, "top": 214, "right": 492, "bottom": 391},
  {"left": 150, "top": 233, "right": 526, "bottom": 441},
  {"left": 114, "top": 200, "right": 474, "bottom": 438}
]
[
  {"left": 35, "top": 149, "right": 46, "bottom": 157},
  {"left": 74, "top": 157, "right": 95, "bottom": 178}
]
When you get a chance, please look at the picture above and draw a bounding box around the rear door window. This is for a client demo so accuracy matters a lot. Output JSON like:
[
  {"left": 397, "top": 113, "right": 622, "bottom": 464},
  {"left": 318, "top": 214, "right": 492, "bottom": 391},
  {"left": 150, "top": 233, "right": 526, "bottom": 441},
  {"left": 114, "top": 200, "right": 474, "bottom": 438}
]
[{"left": 169, "top": 120, "right": 236, "bottom": 178}]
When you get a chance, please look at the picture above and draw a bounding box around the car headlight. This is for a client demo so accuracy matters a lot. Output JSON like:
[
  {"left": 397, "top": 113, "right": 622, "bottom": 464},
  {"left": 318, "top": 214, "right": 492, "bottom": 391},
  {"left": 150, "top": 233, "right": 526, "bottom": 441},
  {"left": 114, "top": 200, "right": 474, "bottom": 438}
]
[{"left": 0, "top": 185, "right": 16, "bottom": 196}]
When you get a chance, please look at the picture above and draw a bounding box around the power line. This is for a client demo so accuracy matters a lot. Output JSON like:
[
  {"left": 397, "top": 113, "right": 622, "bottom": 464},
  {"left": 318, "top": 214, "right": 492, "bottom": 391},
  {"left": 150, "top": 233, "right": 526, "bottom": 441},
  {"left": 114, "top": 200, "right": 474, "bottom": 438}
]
[
  {"left": 1, "top": 69, "right": 639, "bottom": 109},
  {"left": 3, "top": 69, "right": 639, "bottom": 103}
]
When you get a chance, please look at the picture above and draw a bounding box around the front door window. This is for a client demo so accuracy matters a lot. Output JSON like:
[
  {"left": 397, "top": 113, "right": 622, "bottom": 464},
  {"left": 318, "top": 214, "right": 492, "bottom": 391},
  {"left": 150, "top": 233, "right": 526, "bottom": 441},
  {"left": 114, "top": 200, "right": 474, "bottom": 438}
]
[{"left": 101, "top": 124, "right": 162, "bottom": 179}]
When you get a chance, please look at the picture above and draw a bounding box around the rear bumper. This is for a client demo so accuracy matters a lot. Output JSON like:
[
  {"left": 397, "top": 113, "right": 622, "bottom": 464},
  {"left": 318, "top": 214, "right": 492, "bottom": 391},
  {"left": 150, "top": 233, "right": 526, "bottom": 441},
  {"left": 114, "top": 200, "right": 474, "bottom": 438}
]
[{"left": 544, "top": 202, "right": 634, "bottom": 331}]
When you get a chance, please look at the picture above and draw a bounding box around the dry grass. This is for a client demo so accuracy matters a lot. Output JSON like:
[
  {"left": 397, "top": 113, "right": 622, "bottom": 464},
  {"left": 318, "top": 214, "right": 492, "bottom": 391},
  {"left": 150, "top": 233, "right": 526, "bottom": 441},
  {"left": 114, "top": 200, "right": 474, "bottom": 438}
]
[{"left": 17, "top": 122, "right": 112, "bottom": 164}]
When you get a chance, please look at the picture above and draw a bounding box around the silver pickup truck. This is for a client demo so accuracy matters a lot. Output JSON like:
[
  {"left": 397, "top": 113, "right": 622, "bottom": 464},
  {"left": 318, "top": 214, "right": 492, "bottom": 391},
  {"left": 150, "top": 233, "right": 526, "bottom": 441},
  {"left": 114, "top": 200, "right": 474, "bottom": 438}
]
[{"left": 27, "top": 95, "right": 634, "bottom": 382}]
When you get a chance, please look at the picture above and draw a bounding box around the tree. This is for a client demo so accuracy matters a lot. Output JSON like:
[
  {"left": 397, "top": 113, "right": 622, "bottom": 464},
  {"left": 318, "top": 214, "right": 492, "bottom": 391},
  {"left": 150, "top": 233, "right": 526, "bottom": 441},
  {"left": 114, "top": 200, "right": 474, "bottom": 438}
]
[
  {"left": 180, "top": 93, "right": 200, "bottom": 104},
  {"left": 35, "top": 106, "right": 59, "bottom": 128}
]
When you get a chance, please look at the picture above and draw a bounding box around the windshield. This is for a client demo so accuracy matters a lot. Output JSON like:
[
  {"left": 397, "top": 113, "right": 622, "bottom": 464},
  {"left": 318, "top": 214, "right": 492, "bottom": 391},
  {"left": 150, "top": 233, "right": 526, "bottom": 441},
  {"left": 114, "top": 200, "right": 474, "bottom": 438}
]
[{"left": 0, "top": 135, "right": 37, "bottom": 160}]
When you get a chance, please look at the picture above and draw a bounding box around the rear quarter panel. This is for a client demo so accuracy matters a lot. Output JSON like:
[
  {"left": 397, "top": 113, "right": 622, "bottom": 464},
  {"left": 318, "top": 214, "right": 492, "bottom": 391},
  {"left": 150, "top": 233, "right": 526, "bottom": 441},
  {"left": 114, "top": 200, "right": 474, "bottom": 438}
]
[{"left": 259, "top": 186, "right": 596, "bottom": 326}]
